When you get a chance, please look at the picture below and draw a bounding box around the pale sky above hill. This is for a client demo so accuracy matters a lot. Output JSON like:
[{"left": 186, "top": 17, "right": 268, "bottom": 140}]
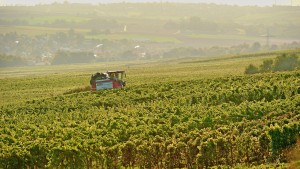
[{"left": 0, "top": 0, "right": 297, "bottom": 6}]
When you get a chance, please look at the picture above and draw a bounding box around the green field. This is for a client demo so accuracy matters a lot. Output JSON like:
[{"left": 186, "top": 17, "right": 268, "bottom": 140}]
[
  {"left": 0, "top": 26, "right": 89, "bottom": 36},
  {"left": 1, "top": 3, "right": 299, "bottom": 168},
  {"left": 1, "top": 3, "right": 300, "bottom": 42},
  {"left": 1, "top": 51, "right": 299, "bottom": 168},
  {"left": 85, "top": 33, "right": 181, "bottom": 43},
  {"left": 0, "top": 16, "right": 90, "bottom": 25},
  {"left": 0, "top": 51, "right": 282, "bottom": 106}
]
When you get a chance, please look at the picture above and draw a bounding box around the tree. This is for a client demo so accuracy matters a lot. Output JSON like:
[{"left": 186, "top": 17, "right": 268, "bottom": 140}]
[
  {"left": 250, "top": 42, "right": 261, "bottom": 52},
  {"left": 259, "top": 59, "right": 273, "bottom": 73},
  {"left": 0, "top": 54, "right": 27, "bottom": 67},
  {"left": 273, "top": 54, "right": 299, "bottom": 71},
  {"left": 52, "top": 51, "right": 95, "bottom": 65},
  {"left": 245, "top": 64, "right": 259, "bottom": 74}
]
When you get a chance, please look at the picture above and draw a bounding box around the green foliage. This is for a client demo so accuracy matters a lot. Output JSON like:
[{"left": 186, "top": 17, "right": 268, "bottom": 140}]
[
  {"left": 0, "top": 53, "right": 27, "bottom": 67},
  {"left": 245, "top": 54, "right": 300, "bottom": 74},
  {"left": 121, "top": 141, "right": 136, "bottom": 168},
  {"left": 273, "top": 54, "right": 299, "bottom": 71},
  {"left": 163, "top": 47, "right": 204, "bottom": 58},
  {"left": 52, "top": 50, "right": 95, "bottom": 65},
  {"left": 1, "top": 3, "right": 300, "bottom": 65},
  {"left": 245, "top": 64, "right": 259, "bottom": 74},
  {"left": 259, "top": 59, "right": 273, "bottom": 73},
  {"left": 1, "top": 70, "right": 299, "bottom": 168},
  {"left": 63, "top": 85, "right": 91, "bottom": 95}
]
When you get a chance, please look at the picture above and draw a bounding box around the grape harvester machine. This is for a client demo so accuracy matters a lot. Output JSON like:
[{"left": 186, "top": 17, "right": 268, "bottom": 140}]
[{"left": 90, "top": 70, "right": 126, "bottom": 91}]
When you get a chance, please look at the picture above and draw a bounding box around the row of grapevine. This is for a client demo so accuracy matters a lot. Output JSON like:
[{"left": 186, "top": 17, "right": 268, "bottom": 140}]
[{"left": 1, "top": 71, "right": 299, "bottom": 168}]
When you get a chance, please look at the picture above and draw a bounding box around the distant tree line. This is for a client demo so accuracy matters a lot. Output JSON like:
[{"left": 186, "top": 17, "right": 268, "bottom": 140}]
[
  {"left": 245, "top": 54, "right": 300, "bottom": 74},
  {"left": 0, "top": 28, "right": 300, "bottom": 67},
  {"left": 0, "top": 54, "right": 27, "bottom": 67},
  {"left": 162, "top": 42, "right": 300, "bottom": 59},
  {"left": 52, "top": 50, "right": 95, "bottom": 65},
  {"left": 1, "top": 41, "right": 300, "bottom": 67}
]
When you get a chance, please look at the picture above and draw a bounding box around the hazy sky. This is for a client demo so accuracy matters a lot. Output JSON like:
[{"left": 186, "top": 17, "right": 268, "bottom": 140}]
[{"left": 0, "top": 0, "right": 295, "bottom": 6}]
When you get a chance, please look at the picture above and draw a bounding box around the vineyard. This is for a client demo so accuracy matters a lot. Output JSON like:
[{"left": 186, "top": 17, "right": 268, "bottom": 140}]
[{"left": 1, "top": 62, "right": 299, "bottom": 168}]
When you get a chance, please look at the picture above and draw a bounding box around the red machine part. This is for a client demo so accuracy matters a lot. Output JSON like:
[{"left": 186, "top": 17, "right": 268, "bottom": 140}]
[
  {"left": 91, "top": 83, "right": 96, "bottom": 91},
  {"left": 112, "top": 80, "right": 122, "bottom": 88}
]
